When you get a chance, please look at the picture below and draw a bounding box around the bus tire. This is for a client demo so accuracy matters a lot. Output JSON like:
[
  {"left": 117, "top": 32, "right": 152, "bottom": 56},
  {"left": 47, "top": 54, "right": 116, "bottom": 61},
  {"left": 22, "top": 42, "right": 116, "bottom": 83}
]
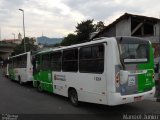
[
  {"left": 18, "top": 76, "right": 23, "bottom": 85},
  {"left": 69, "top": 89, "right": 79, "bottom": 106}
]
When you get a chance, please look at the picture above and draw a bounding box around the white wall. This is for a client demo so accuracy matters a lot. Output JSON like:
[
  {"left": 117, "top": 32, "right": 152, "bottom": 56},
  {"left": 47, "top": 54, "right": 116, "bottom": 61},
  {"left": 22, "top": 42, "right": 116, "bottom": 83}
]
[
  {"left": 154, "top": 23, "right": 160, "bottom": 36},
  {"left": 101, "top": 25, "right": 116, "bottom": 37},
  {"left": 116, "top": 18, "right": 131, "bottom": 36}
]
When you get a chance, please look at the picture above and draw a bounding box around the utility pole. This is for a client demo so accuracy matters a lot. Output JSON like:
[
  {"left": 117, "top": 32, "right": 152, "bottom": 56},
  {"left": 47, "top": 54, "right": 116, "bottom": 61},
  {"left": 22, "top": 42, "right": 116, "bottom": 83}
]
[{"left": 19, "top": 8, "right": 26, "bottom": 53}]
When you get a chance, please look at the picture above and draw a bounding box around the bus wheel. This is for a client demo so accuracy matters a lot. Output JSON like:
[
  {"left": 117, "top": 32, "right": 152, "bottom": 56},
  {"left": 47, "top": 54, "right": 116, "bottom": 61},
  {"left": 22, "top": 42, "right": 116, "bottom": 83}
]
[
  {"left": 18, "top": 76, "right": 23, "bottom": 85},
  {"left": 69, "top": 89, "right": 79, "bottom": 106}
]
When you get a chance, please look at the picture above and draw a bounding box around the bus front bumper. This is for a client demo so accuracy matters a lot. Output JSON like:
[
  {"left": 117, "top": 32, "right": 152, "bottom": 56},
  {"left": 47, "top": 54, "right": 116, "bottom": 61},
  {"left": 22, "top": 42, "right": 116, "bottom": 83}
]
[{"left": 108, "top": 87, "right": 156, "bottom": 106}]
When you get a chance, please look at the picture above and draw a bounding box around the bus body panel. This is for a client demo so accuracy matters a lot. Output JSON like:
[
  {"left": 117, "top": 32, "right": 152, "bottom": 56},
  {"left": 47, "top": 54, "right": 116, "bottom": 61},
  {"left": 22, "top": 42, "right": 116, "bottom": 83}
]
[
  {"left": 39, "top": 70, "right": 53, "bottom": 93},
  {"left": 33, "top": 37, "right": 155, "bottom": 106},
  {"left": 108, "top": 87, "right": 155, "bottom": 105},
  {"left": 52, "top": 72, "right": 107, "bottom": 104},
  {"left": 8, "top": 52, "right": 33, "bottom": 83},
  {"left": 137, "top": 44, "right": 154, "bottom": 93},
  {"left": 8, "top": 67, "right": 16, "bottom": 80},
  {"left": 27, "top": 52, "right": 33, "bottom": 82},
  {"left": 107, "top": 37, "right": 155, "bottom": 105}
]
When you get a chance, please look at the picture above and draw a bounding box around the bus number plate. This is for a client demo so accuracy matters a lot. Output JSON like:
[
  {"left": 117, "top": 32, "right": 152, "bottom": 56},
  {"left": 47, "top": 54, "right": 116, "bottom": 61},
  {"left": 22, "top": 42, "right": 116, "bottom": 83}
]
[{"left": 128, "top": 75, "right": 135, "bottom": 86}]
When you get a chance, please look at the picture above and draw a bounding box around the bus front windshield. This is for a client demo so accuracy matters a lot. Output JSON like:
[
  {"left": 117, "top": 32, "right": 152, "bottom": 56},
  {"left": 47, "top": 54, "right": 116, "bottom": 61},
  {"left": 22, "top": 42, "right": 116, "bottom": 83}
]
[{"left": 119, "top": 43, "right": 149, "bottom": 63}]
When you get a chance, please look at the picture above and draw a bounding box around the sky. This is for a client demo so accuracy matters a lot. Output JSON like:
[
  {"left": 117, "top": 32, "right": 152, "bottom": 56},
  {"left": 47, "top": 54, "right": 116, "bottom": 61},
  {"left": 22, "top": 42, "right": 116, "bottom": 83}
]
[{"left": 0, "top": 0, "right": 160, "bottom": 40}]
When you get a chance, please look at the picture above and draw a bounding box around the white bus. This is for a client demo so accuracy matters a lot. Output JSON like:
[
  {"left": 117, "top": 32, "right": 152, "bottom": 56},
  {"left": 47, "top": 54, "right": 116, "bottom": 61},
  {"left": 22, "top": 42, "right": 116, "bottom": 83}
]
[
  {"left": 33, "top": 37, "right": 155, "bottom": 106},
  {"left": 8, "top": 52, "right": 33, "bottom": 84}
]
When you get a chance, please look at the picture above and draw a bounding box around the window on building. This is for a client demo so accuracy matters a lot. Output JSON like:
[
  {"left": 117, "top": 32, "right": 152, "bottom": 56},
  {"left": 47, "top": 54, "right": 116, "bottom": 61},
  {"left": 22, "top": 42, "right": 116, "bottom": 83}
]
[{"left": 131, "top": 19, "right": 154, "bottom": 36}]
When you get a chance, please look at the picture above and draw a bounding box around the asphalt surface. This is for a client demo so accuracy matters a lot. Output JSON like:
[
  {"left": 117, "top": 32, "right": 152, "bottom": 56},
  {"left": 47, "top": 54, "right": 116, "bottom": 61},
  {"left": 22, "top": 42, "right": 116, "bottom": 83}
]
[{"left": 0, "top": 68, "right": 160, "bottom": 120}]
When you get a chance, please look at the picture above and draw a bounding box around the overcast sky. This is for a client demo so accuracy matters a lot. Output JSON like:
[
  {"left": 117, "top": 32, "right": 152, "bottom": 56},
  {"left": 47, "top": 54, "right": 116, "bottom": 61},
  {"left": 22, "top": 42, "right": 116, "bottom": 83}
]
[{"left": 0, "top": 0, "right": 160, "bottom": 40}]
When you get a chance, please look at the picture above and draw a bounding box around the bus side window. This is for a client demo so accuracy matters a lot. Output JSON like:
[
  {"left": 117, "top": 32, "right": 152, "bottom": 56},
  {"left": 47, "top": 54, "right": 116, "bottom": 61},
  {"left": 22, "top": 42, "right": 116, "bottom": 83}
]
[
  {"left": 79, "top": 44, "right": 104, "bottom": 73},
  {"left": 12, "top": 58, "right": 15, "bottom": 68},
  {"left": 50, "top": 51, "right": 62, "bottom": 71},
  {"left": 23, "top": 54, "right": 27, "bottom": 68},
  {"left": 41, "top": 54, "right": 50, "bottom": 71},
  {"left": 62, "top": 49, "right": 78, "bottom": 72},
  {"left": 136, "top": 44, "right": 148, "bottom": 59},
  {"left": 34, "top": 55, "right": 41, "bottom": 74}
]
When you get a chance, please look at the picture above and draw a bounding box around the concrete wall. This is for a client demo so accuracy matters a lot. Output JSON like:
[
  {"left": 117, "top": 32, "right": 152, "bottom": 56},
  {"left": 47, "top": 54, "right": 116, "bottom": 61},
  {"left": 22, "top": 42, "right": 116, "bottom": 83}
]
[
  {"left": 116, "top": 17, "right": 131, "bottom": 36},
  {"left": 0, "top": 46, "right": 14, "bottom": 60},
  {"left": 0, "top": 47, "right": 14, "bottom": 53},
  {"left": 154, "top": 23, "right": 160, "bottom": 36},
  {"left": 0, "top": 52, "right": 11, "bottom": 59}
]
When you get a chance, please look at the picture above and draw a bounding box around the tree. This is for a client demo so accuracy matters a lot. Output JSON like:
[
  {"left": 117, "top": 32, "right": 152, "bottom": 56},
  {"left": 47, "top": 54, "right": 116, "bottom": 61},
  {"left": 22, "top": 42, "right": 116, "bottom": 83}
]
[
  {"left": 60, "top": 20, "right": 105, "bottom": 46},
  {"left": 12, "top": 37, "right": 38, "bottom": 55},
  {"left": 75, "top": 19, "right": 96, "bottom": 43},
  {"left": 95, "top": 21, "right": 105, "bottom": 32},
  {"left": 61, "top": 34, "right": 77, "bottom": 46},
  {"left": 45, "top": 43, "right": 61, "bottom": 48}
]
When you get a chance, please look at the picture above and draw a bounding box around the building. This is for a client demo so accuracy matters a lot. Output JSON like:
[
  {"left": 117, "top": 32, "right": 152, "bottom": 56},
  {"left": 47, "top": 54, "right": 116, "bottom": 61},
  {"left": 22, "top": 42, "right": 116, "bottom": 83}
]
[
  {"left": 2, "top": 33, "right": 22, "bottom": 45},
  {"left": 92, "top": 13, "right": 160, "bottom": 58},
  {"left": 3, "top": 39, "right": 21, "bottom": 44},
  {"left": 2, "top": 33, "right": 38, "bottom": 46},
  {"left": 0, "top": 42, "right": 16, "bottom": 60}
]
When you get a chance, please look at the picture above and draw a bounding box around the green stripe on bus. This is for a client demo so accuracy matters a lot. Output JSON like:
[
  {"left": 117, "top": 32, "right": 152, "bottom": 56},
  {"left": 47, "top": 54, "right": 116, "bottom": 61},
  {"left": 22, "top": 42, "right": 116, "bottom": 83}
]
[
  {"left": 137, "top": 44, "right": 155, "bottom": 93},
  {"left": 8, "top": 68, "right": 15, "bottom": 80},
  {"left": 34, "top": 70, "right": 53, "bottom": 93}
]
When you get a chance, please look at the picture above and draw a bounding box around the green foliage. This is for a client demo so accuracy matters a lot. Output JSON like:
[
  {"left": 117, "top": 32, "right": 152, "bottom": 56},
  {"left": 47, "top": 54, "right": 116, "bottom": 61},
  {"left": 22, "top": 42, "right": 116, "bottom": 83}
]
[
  {"left": 61, "top": 20, "right": 105, "bottom": 46},
  {"left": 43, "top": 43, "right": 61, "bottom": 48},
  {"left": 95, "top": 21, "right": 105, "bottom": 32},
  {"left": 61, "top": 34, "right": 77, "bottom": 46},
  {"left": 12, "top": 37, "right": 38, "bottom": 55},
  {"left": 76, "top": 19, "right": 96, "bottom": 43},
  {"left": 53, "top": 43, "right": 61, "bottom": 47}
]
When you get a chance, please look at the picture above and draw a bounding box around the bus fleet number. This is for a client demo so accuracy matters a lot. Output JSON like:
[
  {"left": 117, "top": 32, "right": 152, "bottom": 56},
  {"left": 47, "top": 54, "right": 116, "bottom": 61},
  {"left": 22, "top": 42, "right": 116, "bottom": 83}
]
[{"left": 94, "top": 77, "right": 101, "bottom": 81}]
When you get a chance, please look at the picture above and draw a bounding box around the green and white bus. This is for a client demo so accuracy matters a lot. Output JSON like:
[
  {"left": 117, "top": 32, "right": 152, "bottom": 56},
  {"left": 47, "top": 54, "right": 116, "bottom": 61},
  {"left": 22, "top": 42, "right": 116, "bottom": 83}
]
[
  {"left": 8, "top": 52, "right": 33, "bottom": 84},
  {"left": 33, "top": 37, "right": 155, "bottom": 106}
]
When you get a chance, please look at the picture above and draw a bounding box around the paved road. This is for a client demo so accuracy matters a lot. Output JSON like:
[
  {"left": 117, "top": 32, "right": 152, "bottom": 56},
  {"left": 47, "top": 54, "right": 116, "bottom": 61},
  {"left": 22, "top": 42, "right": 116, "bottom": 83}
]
[{"left": 0, "top": 68, "right": 160, "bottom": 120}]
